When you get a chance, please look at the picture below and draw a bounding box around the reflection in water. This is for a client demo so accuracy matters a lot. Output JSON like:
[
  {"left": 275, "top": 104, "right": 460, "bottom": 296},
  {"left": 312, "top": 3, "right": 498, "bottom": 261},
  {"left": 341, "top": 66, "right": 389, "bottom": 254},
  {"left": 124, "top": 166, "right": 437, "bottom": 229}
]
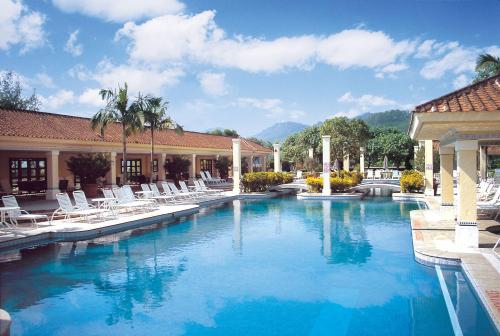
[
  {"left": 322, "top": 201, "right": 332, "bottom": 258},
  {"left": 232, "top": 200, "right": 241, "bottom": 251},
  {"left": 275, "top": 204, "right": 282, "bottom": 235}
]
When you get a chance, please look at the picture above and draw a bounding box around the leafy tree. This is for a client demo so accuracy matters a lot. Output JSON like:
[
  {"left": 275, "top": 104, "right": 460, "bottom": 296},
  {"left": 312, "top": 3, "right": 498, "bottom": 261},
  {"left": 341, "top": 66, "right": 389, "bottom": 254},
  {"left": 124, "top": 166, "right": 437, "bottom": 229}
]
[
  {"left": 165, "top": 156, "right": 190, "bottom": 182},
  {"left": 473, "top": 53, "right": 500, "bottom": 83},
  {"left": 215, "top": 156, "right": 231, "bottom": 179},
  {"left": 141, "top": 95, "right": 183, "bottom": 181},
  {"left": 208, "top": 128, "right": 239, "bottom": 137},
  {"left": 66, "top": 154, "right": 111, "bottom": 187},
  {"left": 91, "top": 83, "right": 144, "bottom": 184},
  {"left": 320, "top": 117, "right": 370, "bottom": 162},
  {"left": 0, "top": 71, "right": 41, "bottom": 110},
  {"left": 414, "top": 147, "right": 440, "bottom": 173},
  {"left": 377, "top": 131, "right": 414, "bottom": 168},
  {"left": 281, "top": 125, "right": 322, "bottom": 166}
]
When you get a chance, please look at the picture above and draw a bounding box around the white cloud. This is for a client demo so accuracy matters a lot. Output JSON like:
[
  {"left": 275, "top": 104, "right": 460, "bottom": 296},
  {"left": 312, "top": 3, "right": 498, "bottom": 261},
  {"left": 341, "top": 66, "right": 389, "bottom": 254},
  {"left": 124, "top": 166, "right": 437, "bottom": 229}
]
[
  {"left": 64, "top": 30, "right": 83, "bottom": 56},
  {"left": 0, "top": 0, "right": 46, "bottom": 53},
  {"left": 68, "top": 64, "right": 91, "bottom": 81},
  {"left": 198, "top": 72, "right": 228, "bottom": 96},
  {"left": 52, "top": 0, "right": 184, "bottom": 22},
  {"left": 34, "top": 72, "right": 56, "bottom": 88},
  {"left": 116, "top": 11, "right": 415, "bottom": 74},
  {"left": 78, "top": 88, "right": 103, "bottom": 106},
  {"left": 235, "top": 97, "right": 305, "bottom": 120},
  {"left": 337, "top": 91, "right": 410, "bottom": 117},
  {"left": 92, "top": 59, "right": 185, "bottom": 95},
  {"left": 41, "top": 89, "right": 75, "bottom": 109},
  {"left": 452, "top": 74, "right": 469, "bottom": 89}
]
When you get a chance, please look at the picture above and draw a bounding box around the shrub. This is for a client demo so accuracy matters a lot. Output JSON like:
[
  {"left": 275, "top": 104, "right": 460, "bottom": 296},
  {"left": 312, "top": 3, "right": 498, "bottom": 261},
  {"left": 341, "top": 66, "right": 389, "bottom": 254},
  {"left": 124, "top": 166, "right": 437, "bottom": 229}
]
[
  {"left": 305, "top": 170, "right": 362, "bottom": 193},
  {"left": 400, "top": 170, "right": 424, "bottom": 193},
  {"left": 165, "top": 156, "right": 190, "bottom": 182},
  {"left": 241, "top": 172, "right": 294, "bottom": 192},
  {"left": 66, "top": 154, "right": 110, "bottom": 187}
]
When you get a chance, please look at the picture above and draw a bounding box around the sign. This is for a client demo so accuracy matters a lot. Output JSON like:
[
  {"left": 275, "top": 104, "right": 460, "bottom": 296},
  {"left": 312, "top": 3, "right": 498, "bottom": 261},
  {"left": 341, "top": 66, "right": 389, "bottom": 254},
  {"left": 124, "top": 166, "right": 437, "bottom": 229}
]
[
  {"left": 323, "top": 162, "right": 330, "bottom": 173},
  {"left": 425, "top": 164, "right": 433, "bottom": 170}
]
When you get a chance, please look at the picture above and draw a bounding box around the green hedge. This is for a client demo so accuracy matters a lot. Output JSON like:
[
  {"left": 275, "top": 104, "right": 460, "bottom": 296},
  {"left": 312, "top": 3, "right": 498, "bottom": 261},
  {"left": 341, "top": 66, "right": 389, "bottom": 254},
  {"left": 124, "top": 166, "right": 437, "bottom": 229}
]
[
  {"left": 241, "top": 172, "right": 294, "bottom": 192},
  {"left": 305, "top": 170, "right": 363, "bottom": 193},
  {"left": 400, "top": 170, "right": 424, "bottom": 193}
]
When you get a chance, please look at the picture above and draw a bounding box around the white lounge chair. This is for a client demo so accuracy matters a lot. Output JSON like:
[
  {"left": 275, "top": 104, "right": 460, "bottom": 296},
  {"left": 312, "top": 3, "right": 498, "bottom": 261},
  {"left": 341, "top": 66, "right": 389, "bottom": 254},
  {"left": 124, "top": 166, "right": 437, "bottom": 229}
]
[
  {"left": 205, "top": 171, "right": 226, "bottom": 184},
  {"left": 392, "top": 170, "right": 401, "bottom": 180},
  {"left": 112, "top": 187, "right": 152, "bottom": 212},
  {"left": 52, "top": 193, "right": 104, "bottom": 224},
  {"left": 374, "top": 170, "right": 382, "bottom": 179},
  {"left": 2, "top": 195, "right": 50, "bottom": 227},
  {"left": 161, "top": 182, "right": 187, "bottom": 202},
  {"left": 168, "top": 182, "right": 195, "bottom": 200},
  {"left": 200, "top": 171, "right": 217, "bottom": 185},
  {"left": 148, "top": 183, "right": 177, "bottom": 204},
  {"left": 366, "top": 170, "right": 374, "bottom": 179},
  {"left": 179, "top": 181, "right": 205, "bottom": 199},
  {"left": 73, "top": 190, "right": 108, "bottom": 219},
  {"left": 197, "top": 179, "right": 224, "bottom": 195}
]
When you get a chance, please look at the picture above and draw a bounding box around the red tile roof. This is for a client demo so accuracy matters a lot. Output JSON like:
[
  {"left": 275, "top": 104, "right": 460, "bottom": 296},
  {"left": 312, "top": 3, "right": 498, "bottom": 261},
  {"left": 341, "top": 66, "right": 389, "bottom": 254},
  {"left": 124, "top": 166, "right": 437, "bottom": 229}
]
[
  {"left": 413, "top": 74, "right": 500, "bottom": 113},
  {"left": 0, "top": 108, "right": 272, "bottom": 153}
]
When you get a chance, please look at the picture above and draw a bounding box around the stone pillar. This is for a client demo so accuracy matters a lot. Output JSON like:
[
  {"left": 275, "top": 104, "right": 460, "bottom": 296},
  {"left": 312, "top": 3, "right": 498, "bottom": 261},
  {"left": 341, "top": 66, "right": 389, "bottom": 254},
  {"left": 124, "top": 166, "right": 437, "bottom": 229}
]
[
  {"left": 479, "top": 146, "right": 487, "bottom": 180},
  {"left": 455, "top": 140, "right": 478, "bottom": 248},
  {"left": 191, "top": 154, "right": 197, "bottom": 178},
  {"left": 250, "top": 155, "right": 254, "bottom": 173},
  {"left": 273, "top": 143, "right": 281, "bottom": 172},
  {"left": 359, "top": 147, "right": 365, "bottom": 174},
  {"left": 215, "top": 154, "right": 221, "bottom": 177},
  {"left": 439, "top": 146, "right": 454, "bottom": 206},
  {"left": 424, "top": 140, "right": 434, "bottom": 196},
  {"left": 322, "top": 136, "right": 331, "bottom": 195},
  {"left": 158, "top": 153, "right": 166, "bottom": 182},
  {"left": 232, "top": 139, "right": 241, "bottom": 193},
  {"left": 110, "top": 152, "right": 117, "bottom": 186},
  {"left": 343, "top": 152, "right": 350, "bottom": 171},
  {"left": 414, "top": 145, "right": 419, "bottom": 161},
  {"left": 46, "top": 150, "right": 59, "bottom": 200},
  {"left": 308, "top": 148, "right": 314, "bottom": 159}
]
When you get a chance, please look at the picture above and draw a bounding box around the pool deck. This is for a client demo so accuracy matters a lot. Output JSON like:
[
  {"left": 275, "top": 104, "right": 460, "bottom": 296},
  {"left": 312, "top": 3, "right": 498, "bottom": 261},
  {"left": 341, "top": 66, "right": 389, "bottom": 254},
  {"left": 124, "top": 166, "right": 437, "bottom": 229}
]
[{"left": 395, "top": 193, "right": 500, "bottom": 330}]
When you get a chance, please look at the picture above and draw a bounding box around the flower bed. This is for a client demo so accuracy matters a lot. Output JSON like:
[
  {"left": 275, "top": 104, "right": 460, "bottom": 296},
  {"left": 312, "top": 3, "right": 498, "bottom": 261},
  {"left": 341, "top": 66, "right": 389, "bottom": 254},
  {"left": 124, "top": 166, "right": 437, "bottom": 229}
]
[
  {"left": 400, "top": 170, "right": 424, "bottom": 193},
  {"left": 305, "top": 171, "right": 363, "bottom": 193},
  {"left": 241, "top": 172, "right": 294, "bottom": 192}
]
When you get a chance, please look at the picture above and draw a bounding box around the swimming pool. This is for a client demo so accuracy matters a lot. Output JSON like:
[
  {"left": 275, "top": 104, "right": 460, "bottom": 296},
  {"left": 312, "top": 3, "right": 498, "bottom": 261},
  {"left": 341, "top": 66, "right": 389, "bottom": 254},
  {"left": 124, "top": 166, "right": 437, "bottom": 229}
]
[{"left": 0, "top": 197, "right": 497, "bottom": 335}]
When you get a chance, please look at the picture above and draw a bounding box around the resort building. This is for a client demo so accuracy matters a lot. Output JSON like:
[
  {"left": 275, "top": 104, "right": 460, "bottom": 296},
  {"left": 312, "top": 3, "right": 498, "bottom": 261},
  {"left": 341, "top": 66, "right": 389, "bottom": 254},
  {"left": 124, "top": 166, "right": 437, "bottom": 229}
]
[
  {"left": 408, "top": 74, "right": 500, "bottom": 248},
  {"left": 0, "top": 108, "right": 272, "bottom": 199}
]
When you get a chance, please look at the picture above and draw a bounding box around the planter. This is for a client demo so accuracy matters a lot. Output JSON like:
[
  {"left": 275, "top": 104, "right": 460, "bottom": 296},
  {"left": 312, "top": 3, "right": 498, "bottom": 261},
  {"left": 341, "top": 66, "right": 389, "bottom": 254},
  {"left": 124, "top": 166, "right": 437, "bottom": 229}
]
[{"left": 82, "top": 183, "right": 99, "bottom": 197}]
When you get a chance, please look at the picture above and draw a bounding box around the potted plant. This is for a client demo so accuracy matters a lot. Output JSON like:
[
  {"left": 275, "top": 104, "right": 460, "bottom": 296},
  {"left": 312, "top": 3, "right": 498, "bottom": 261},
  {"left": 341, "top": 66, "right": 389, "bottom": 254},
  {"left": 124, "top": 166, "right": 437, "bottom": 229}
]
[
  {"left": 165, "top": 156, "right": 190, "bottom": 183},
  {"left": 66, "top": 154, "right": 111, "bottom": 197}
]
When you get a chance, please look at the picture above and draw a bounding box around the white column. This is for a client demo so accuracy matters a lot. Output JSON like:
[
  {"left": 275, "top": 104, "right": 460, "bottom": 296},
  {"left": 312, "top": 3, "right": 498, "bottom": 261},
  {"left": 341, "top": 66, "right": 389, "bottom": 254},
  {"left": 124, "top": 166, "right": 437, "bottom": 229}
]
[
  {"left": 359, "top": 147, "right": 365, "bottom": 174},
  {"left": 158, "top": 153, "right": 166, "bottom": 182},
  {"left": 343, "top": 152, "right": 350, "bottom": 171},
  {"left": 273, "top": 143, "right": 281, "bottom": 172},
  {"left": 322, "top": 135, "right": 331, "bottom": 195},
  {"left": 46, "top": 150, "right": 59, "bottom": 200},
  {"left": 216, "top": 154, "right": 221, "bottom": 177},
  {"left": 308, "top": 148, "right": 314, "bottom": 159},
  {"left": 191, "top": 154, "right": 197, "bottom": 179},
  {"left": 439, "top": 146, "right": 454, "bottom": 206},
  {"left": 479, "top": 146, "right": 487, "bottom": 180},
  {"left": 424, "top": 140, "right": 434, "bottom": 196},
  {"left": 455, "top": 140, "right": 478, "bottom": 248},
  {"left": 232, "top": 139, "right": 241, "bottom": 193},
  {"left": 263, "top": 155, "right": 268, "bottom": 172},
  {"left": 110, "top": 152, "right": 117, "bottom": 186},
  {"left": 250, "top": 155, "right": 254, "bottom": 172}
]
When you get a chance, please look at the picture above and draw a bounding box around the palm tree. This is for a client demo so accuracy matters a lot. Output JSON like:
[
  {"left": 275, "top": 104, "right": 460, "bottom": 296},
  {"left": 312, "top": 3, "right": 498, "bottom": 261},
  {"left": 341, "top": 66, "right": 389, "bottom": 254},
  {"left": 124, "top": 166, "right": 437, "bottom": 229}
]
[
  {"left": 474, "top": 53, "right": 500, "bottom": 83},
  {"left": 91, "top": 83, "right": 144, "bottom": 184},
  {"left": 141, "top": 96, "right": 183, "bottom": 181}
]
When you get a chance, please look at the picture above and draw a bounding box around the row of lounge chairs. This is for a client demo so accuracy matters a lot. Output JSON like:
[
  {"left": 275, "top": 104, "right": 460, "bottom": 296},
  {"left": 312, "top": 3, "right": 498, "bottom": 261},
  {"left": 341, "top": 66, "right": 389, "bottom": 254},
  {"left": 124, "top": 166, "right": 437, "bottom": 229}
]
[
  {"left": 477, "top": 180, "right": 500, "bottom": 220},
  {"left": 365, "top": 170, "right": 401, "bottom": 180},
  {"left": 200, "top": 171, "right": 229, "bottom": 185},
  {"left": 0, "top": 180, "right": 226, "bottom": 228}
]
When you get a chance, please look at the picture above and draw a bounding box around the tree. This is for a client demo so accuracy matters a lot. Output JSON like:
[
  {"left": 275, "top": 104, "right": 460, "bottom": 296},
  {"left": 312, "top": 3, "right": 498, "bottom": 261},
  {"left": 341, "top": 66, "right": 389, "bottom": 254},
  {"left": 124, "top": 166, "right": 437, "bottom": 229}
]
[
  {"left": 215, "top": 156, "right": 231, "bottom": 179},
  {"left": 91, "top": 83, "right": 144, "bottom": 184},
  {"left": 66, "top": 154, "right": 111, "bottom": 188},
  {"left": 320, "top": 117, "right": 370, "bottom": 162},
  {"left": 141, "top": 96, "right": 183, "bottom": 181},
  {"left": 473, "top": 53, "right": 500, "bottom": 83},
  {"left": 414, "top": 147, "right": 440, "bottom": 173},
  {"left": 208, "top": 128, "right": 239, "bottom": 137},
  {"left": 281, "top": 125, "right": 322, "bottom": 167},
  {"left": 0, "top": 71, "right": 41, "bottom": 110},
  {"left": 165, "top": 156, "right": 190, "bottom": 182}
]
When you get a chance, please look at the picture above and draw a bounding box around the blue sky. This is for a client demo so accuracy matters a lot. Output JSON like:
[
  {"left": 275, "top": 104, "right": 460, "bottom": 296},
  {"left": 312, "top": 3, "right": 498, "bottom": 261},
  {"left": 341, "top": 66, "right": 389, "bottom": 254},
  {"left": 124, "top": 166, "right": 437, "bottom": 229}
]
[{"left": 1, "top": 0, "right": 499, "bottom": 136}]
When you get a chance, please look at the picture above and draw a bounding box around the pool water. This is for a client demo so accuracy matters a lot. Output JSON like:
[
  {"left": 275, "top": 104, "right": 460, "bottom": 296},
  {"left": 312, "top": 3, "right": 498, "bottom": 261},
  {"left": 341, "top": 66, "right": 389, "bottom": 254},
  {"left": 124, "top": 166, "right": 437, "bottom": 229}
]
[{"left": 0, "top": 197, "right": 497, "bottom": 335}]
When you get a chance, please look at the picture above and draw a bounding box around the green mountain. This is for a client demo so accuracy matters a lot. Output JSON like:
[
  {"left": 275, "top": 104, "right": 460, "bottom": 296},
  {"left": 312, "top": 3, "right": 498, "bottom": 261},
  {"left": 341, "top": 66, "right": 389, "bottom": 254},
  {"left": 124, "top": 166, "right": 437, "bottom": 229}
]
[
  {"left": 253, "top": 122, "right": 308, "bottom": 143},
  {"left": 356, "top": 110, "right": 411, "bottom": 131}
]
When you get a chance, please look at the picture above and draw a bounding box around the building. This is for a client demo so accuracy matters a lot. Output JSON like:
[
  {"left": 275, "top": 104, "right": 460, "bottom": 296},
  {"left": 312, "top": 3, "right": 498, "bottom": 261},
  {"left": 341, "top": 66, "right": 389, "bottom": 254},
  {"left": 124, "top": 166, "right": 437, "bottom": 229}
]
[
  {"left": 408, "top": 74, "right": 500, "bottom": 248},
  {"left": 0, "top": 108, "right": 272, "bottom": 199}
]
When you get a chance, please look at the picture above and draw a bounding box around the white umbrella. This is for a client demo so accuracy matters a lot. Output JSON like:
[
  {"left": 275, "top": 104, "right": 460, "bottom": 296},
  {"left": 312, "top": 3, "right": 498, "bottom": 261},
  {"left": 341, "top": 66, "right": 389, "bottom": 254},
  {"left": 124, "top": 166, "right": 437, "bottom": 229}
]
[
  {"left": 383, "top": 156, "right": 388, "bottom": 171},
  {"left": 333, "top": 159, "right": 339, "bottom": 171}
]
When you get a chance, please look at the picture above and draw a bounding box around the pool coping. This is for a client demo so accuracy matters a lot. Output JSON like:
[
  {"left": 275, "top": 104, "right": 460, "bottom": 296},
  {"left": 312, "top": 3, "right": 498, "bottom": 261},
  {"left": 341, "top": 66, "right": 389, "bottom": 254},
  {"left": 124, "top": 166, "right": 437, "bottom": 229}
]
[
  {"left": 296, "top": 192, "right": 364, "bottom": 200},
  {"left": 393, "top": 193, "right": 500, "bottom": 331}
]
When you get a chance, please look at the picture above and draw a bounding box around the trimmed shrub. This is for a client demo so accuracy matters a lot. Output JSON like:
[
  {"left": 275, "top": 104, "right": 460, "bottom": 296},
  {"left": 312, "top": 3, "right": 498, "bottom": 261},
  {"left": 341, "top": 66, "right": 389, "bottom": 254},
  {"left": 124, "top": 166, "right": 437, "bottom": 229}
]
[
  {"left": 400, "top": 170, "right": 424, "bottom": 193},
  {"left": 241, "top": 172, "right": 294, "bottom": 192},
  {"left": 305, "top": 170, "right": 362, "bottom": 193}
]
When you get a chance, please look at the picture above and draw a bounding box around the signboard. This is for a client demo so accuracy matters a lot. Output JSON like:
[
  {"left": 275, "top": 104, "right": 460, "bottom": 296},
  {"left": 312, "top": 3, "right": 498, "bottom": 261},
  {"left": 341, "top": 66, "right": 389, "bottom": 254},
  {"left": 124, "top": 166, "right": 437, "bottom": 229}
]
[
  {"left": 425, "top": 164, "right": 433, "bottom": 170},
  {"left": 323, "top": 162, "right": 330, "bottom": 173}
]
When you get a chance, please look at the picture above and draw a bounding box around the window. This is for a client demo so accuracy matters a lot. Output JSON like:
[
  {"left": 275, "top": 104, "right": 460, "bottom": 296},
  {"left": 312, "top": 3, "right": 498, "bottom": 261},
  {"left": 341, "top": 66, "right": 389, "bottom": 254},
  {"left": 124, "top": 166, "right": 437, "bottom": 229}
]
[
  {"left": 153, "top": 159, "right": 158, "bottom": 172},
  {"left": 9, "top": 158, "right": 47, "bottom": 192},
  {"left": 121, "top": 159, "right": 142, "bottom": 177},
  {"left": 200, "top": 159, "right": 213, "bottom": 175}
]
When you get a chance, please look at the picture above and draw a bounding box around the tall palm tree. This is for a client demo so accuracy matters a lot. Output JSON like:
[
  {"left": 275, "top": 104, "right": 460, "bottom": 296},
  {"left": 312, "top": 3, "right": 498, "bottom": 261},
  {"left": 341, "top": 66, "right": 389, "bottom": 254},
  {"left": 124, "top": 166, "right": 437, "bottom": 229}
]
[
  {"left": 141, "top": 96, "right": 183, "bottom": 181},
  {"left": 91, "top": 83, "right": 144, "bottom": 184},
  {"left": 474, "top": 53, "right": 500, "bottom": 83}
]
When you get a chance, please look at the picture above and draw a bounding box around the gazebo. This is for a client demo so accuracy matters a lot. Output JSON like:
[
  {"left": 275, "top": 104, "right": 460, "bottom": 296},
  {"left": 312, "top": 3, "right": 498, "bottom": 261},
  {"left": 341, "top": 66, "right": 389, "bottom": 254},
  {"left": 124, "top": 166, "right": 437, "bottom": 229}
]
[{"left": 408, "top": 74, "right": 500, "bottom": 248}]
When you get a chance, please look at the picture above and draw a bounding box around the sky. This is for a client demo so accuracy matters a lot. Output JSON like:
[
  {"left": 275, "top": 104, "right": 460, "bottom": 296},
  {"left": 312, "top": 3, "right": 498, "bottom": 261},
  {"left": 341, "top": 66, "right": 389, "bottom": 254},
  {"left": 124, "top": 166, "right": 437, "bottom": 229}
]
[{"left": 0, "top": 0, "right": 499, "bottom": 136}]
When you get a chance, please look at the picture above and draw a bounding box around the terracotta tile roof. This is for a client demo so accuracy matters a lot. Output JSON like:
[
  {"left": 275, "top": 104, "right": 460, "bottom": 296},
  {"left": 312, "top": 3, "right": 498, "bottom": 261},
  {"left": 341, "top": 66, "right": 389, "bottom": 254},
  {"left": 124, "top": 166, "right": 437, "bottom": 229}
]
[
  {"left": 0, "top": 108, "right": 272, "bottom": 153},
  {"left": 413, "top": 74, "right": 500, "bottom": 113}
]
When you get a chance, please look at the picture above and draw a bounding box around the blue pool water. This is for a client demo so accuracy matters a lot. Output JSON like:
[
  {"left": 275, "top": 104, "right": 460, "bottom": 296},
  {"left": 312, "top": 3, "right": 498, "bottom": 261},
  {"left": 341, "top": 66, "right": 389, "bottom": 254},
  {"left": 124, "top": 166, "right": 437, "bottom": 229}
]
[{"left": 0, "top": 197, "right": 497, "bottom": 335}]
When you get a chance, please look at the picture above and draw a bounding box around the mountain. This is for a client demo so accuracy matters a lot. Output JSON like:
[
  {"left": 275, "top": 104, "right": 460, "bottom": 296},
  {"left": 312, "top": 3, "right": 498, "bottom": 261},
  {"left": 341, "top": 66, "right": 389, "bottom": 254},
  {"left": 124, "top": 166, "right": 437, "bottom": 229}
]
[
  {"left": 356, "top": 110, "right": 411, "bottom": 131},
  {"left": 253, "top": 122, "right": 308, "bottom": 143}
]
